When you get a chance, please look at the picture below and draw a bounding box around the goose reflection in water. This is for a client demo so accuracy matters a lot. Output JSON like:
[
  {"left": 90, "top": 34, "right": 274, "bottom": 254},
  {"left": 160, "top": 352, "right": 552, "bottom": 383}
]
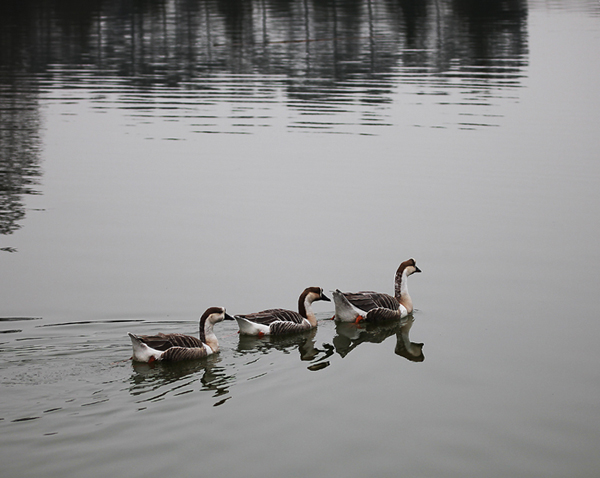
[
  {"left": 235, "top": 317, "right": 424, "bottom": 371},
  {"left": 332, "top": 317, "right": 424, "bottom": 363},
  {"left": 129, "top": 355, "right": 234, "bottom": 407},
  {"left": 236, "top": 327, "right": 318, "bottom": 358},
  {"left": 127, "top": 316, "right": 423, "bottom": 404},
  {"left": 236, "top": 327, "right": 335, "bottom": 370},
  {"left": 393, "top": 317, "right": 425, "bottom": 362}
]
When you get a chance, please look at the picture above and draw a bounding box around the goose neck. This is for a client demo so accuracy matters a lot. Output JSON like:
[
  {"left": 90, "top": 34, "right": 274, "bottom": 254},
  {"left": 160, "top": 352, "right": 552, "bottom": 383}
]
[
  {"left": 203, "top": 321, "right": 220, "bottom": 352},
  {"left": 394, "top": 268, "right": 413, "bottom": 312},
  {"left": 298, "top": 296, "right": 318, "bottom": 327}
]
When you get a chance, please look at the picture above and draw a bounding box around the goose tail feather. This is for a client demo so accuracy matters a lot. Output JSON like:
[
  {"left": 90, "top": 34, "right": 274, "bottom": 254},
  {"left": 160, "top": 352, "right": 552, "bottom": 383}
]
[
  {"left": 332, "top": 289, "right": 363, "bottom": 322},
  {"left": 235, "top": 317, "right": 270, "bottom": 336},
  {"left": 128, "top": 332, "right": 161, "bottom": 363}
]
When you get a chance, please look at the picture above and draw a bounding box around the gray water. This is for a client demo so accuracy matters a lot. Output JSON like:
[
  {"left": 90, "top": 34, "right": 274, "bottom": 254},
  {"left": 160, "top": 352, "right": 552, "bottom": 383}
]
[{"left": 1, "top": 0, "right": 600, "bottom": 477}]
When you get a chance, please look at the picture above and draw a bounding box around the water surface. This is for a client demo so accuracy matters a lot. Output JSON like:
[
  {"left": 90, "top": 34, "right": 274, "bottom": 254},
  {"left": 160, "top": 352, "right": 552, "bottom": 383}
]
[{"left": 1, "top": 1, "right": 600, "bottom": 477}]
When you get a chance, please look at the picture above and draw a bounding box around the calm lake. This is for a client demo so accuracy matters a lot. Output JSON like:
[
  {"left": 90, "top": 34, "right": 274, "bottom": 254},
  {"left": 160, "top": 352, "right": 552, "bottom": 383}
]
[{"left": 1, "top": 0, "right": 600, "bottom": 476}]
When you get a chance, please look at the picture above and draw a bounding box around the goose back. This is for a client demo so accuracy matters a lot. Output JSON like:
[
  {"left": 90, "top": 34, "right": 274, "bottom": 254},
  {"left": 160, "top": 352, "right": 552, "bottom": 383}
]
[
  {"left": 160, "top": 345, "right": 210, "bottom": 361},
  {"left": 344, "top": 291, "right": 400, "bottom": 312},
  {"left": 136, "top": 333, "right": 203, "bottom": 351},
  {"left": 236, "top": 308, "right": 304, "bottom": 326}
]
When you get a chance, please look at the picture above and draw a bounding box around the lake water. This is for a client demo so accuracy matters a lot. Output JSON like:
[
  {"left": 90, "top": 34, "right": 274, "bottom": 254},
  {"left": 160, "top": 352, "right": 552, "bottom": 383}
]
[{"left": 1, "top": 0, "right": 600, "bottom": 476}]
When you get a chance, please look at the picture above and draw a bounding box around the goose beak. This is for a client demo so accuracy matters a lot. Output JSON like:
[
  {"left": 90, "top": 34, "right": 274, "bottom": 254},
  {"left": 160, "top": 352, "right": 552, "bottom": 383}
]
[
  {"left": 320, "top": 293, "right": 331, "bottom": 302},
  {"left": 224, "top": 313, "right": 235, "bottom": 321},
  {"left": 415, "top": 266, "right": 422, "bottom": 273}
]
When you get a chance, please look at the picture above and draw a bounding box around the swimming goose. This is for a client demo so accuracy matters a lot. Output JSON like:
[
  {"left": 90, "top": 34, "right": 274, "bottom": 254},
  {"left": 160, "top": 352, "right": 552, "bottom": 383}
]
[
  {"left": 333, "top": 258, "right": 421, "bottom": 323},
  {"left": 128, "top": 307, "right": 234, "bottom": 363},
  {"left": 235, "top": 287, "right": 331, "bottom": 336}
]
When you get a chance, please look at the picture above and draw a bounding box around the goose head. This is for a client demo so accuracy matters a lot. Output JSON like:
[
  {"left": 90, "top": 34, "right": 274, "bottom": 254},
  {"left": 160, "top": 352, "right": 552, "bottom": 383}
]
[
  {"left": 301, "top": 287, "right": 331, "bottom": 305},
  {"left": 200, "top": 306, "right": 235, "bottom": 326},
  {"left": 401, "top": 258, "right": 421, "bottom": 276},
  {"left": 297, "top": 287, "right": 331, "bottom": 322},
  {"left": 200, "top": 307, "right": 234, "bottom": 352}
]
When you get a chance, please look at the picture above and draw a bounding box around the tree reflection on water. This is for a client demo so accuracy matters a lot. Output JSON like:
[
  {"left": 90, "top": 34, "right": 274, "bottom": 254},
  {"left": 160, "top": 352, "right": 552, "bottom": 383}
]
[
  {"left": 0, "top": 0, "right": 529, "bottom": 246},
  {"left": 0, "top": 80, "right": 42, "bottom": 251},
  {"left": 0, "top": 0, "right": 528, "bottom": 78}
]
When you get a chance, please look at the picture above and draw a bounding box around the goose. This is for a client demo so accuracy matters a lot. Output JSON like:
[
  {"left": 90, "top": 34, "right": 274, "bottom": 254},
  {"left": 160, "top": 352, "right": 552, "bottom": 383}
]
[
  {"left": 235, "top": 287, "right": 331, "bottom": 337},
  {"left": 128, "top": 307, "right": 234, "bottom": 363},
  {"left": 333, "top": 258, "right": 421, "bottom": 323}
]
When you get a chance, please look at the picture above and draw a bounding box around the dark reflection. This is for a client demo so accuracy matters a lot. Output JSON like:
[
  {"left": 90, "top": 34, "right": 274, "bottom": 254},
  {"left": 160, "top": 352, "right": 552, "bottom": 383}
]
[
  {"left": 332, "top": 317, "right": 424, "bottom": 362},
  {"left": 392, "top": 317, "right": 424, "bottom": 362},
  {"left": 129, "top": 354, "right": 234, "bottom": 407},
  {"left": 0, "top": 0, "right": 528, "bottom": 95},
  {"left": 237, "top": 328, "right": 336, "bottom": 370},
  {"left": 0, "top": 317, "right": 42, "bottom": 321},
  {"left": 237, "top": 327, "right": 318, "bottom": 359},
  {"left": 235, "top": 316, "right": 423, "bottom": 370},
  {"left": 1, "top": 0, "right": 531, "bottom": 239},
  {"left": 0, "top": 77, "right": 43, "bottom": 252}
]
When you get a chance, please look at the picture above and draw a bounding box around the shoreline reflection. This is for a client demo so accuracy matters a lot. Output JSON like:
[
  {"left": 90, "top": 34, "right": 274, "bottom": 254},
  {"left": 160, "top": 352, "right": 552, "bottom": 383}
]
[
  {"left": 0, "top": 78, "right": 43, "bottom": 251},
  {"left": 1, "top": 0, "right": 531, "bottom": 242}
]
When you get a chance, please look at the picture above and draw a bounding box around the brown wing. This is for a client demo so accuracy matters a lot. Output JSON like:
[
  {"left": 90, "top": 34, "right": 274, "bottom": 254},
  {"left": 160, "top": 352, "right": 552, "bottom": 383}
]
[
  {"left": 160, "top": 346, "right": 209, "bottom": 361},
  {"left": 269, "top": 320, "right": 311, "bottom": 335},
  {"left": 138, "top": 332, "right": 203, "bottom": 351},
  {"left": 364, "top": 307, "right": 402, "bottom": 322},
  {"left": 235, "top": 308, "right": 304, "bottom": 326},
  {"left": 344, "top": 291, "right": 399, "bottom": 312}
]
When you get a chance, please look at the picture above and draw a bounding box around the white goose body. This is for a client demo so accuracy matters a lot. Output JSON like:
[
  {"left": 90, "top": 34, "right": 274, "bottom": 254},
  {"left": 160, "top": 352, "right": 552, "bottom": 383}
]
[
  {"left": 333, "top": 259, "right": 421, "bottom": 323},
  {"left": 128, "top": 307, "right": 233, "bottom": 363},
  {"left": 235, "top": 287, "right": 330, "bottom": 336}
]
